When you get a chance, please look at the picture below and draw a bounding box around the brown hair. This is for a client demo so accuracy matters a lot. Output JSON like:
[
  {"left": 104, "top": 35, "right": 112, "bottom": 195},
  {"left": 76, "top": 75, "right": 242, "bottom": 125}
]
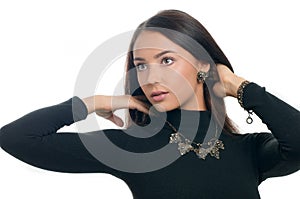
[{"left": 124, "top": 9, "right": 239, "bottom": 135}]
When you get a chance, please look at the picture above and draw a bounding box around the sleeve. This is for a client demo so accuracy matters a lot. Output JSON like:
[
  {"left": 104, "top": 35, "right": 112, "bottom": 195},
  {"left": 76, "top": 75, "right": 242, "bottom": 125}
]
[
  {"left": 0, "top": 96, "right": 124, "bottom": 176},
  {"left": 242, "top": 82, "right": 300, "bottom": 183}
]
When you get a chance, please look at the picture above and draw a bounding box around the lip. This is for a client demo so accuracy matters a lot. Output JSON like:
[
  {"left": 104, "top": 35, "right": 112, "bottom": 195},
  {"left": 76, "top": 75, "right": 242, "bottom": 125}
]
[{"left": 151, "top": 91, "right": 169, "bottom": 102}]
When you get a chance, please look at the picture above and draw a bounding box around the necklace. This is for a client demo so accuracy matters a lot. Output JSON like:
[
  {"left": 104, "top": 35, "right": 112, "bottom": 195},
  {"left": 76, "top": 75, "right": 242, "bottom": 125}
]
[{"left": 165, "top": 120, "right": 225, "bottom": 160}]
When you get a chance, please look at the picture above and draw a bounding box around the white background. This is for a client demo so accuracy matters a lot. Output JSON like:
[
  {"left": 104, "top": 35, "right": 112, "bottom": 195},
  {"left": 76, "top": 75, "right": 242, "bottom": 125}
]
[{"left": 0, "top": 0, "right": 299, "bottom": 198}]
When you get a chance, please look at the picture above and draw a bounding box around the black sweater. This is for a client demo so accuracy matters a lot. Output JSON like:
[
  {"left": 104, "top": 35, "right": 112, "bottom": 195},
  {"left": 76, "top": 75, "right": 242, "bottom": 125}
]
[{"left": 1, "top": 82, "right": 300, "bottom": 199}]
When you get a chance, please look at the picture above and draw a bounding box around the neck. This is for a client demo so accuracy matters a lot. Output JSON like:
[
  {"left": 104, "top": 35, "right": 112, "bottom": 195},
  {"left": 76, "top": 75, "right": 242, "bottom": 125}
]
[{"left": 150, "top": 107, "right": 215, "bottom": 142}]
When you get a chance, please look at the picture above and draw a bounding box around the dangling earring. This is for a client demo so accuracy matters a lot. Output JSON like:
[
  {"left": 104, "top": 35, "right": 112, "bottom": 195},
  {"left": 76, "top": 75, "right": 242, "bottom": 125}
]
[{"left": 196, "top": 71, "right": 209, "bottom": 83}]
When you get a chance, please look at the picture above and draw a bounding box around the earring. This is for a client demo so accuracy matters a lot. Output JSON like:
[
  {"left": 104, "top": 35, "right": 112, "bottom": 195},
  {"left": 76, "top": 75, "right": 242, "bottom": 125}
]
[{"left": 196, "top": 71, "right": 209, "bottom": 83}]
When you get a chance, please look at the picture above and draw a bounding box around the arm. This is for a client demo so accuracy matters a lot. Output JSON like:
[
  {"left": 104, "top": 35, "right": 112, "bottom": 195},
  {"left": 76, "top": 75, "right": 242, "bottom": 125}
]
[
  {"left": 214, "top": 64, "right": 300, "bottom": 182},
  {"left": 0, "top": 96, "right": 123, "bottom": 175},
  {"left": 242, "top": 82, "right": 300, "bottom": 182}
]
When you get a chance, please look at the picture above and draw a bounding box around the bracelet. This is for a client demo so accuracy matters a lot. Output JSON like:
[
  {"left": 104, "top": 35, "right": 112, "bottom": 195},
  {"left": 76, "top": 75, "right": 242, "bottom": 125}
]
[
  {"left": 237, "top": 80, "right": 254, "bottom": 124},
  {"left": 237, "top": 80, "right": 251, "bottom": 109}
]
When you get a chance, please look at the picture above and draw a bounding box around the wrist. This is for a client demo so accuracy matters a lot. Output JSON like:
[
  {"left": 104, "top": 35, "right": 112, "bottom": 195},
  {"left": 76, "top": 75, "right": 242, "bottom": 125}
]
[
  {"left": 82, "top": 95, "right": 100, "bottom": 115},
  {"left": 228, "top": 76, "right": 247, "bottom": 98}
]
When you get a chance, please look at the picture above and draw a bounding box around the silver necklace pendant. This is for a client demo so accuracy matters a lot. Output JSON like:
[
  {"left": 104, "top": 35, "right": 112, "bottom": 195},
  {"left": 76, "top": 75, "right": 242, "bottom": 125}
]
[
  {"left": 194, "top": 139, "right": 225, "bottom": 160},
  {"left": 169, "top": 130, "right": 225, "bottom": 160}
]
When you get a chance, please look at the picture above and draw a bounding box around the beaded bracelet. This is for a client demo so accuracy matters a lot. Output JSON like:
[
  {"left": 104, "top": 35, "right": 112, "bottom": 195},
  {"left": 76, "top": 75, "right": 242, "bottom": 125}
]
[
  {"left": 237, "top": 80, "right": 254, "bottom": 124},
  {"left": 237, "top": 80, "right": 250, "bottom": 108}
]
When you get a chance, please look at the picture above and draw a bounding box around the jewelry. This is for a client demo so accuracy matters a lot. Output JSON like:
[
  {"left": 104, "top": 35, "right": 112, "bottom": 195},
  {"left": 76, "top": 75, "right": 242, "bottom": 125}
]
[
  {"left": 196, "top": 71, "right": 209, "bottom": 83},
  {"left": 237, "top": 80, "right": 250, "bottom": 108},
  {"left": 246, "top": 110, "right": 254, "bottom": 124},
  {"left": 237, "top": 80, "right": 254, "bottom": 124},
  {"left": 165, "top": 120, "right": 225, "bottom": 160}
]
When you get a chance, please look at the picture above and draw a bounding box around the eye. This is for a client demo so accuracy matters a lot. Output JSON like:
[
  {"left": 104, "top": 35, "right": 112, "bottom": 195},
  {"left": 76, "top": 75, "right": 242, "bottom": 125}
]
[
  {"left": 161, "top": 57, "right": 174, "bottom": 65},
  {"left": 135, "top": 63, "right": 148, "bottom": 71}
]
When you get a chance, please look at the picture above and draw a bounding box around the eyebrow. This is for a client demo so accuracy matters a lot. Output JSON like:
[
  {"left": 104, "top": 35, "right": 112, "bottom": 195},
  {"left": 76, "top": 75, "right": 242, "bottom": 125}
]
[{"left": 133, "top": 50, "right": 175, "bottom": 61}]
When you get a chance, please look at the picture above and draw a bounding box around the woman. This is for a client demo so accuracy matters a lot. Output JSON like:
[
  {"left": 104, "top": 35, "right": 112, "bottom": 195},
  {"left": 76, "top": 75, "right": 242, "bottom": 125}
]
[{"left": 0, "top": 9, "right": 299, "bottom": 199}]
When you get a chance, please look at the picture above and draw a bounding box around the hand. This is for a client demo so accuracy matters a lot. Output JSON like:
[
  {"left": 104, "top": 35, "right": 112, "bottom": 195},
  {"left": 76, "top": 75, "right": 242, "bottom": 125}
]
[
  {"left": 212, "top": 64, "right": 247, "bottom": 98},
  {"left": 82, "top": 95, "right": 151, "bottom": 127}
]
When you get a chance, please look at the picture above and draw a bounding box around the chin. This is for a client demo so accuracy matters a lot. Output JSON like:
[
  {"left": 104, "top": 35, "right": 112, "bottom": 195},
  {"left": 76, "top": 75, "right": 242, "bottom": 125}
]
[
  {"left": 154, "top": 104, "right": 166, "bottom": 112},
  {"left": 152, "top": 103, "right": 179, "bottom": 113}
]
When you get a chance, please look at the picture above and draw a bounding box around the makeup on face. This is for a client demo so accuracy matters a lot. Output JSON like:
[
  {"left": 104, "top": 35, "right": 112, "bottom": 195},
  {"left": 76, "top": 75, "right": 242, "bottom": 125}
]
[{"left": 132, "top": 31, "right": 205, "bottom": 111}]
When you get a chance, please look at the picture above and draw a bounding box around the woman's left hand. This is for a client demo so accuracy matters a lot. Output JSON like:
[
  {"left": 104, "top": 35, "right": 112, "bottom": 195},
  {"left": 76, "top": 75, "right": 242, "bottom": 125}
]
[{"left": 212, "top": 64, "right": 247, "bottom": 98}]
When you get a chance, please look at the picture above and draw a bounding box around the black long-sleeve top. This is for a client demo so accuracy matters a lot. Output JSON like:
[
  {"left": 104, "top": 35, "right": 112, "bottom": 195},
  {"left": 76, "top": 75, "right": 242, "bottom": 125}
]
[{"left": 1, "top": 82, "right": 300, "bottom": 199}]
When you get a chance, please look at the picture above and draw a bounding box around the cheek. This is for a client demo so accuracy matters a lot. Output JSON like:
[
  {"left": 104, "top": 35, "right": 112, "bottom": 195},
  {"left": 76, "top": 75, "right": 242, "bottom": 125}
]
[
  {"left": 139, "top": 84, "right": 149, "bottom": 96},
  {"left": 136, "top": 71, "right": 143, "bottom": 83},
  {"left": 176, "top": 65, "right": 199, "bottom": 100},
  {"left": 136, "top": 62, "right": 197, "bottom": 96},
  {"left": 137, "top": 74, "right": 149, "bottom": 95},
  {"left": 168, "top": 65, "right": 196, "bottom": 91}
]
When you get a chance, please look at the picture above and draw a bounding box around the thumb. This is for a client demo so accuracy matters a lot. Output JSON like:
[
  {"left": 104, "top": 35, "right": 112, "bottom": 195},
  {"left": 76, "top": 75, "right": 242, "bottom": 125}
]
[
  {"left": 212, "top": 82, "right": 226, "bottom": 98},
  {"left": 108, "top": 114, "right": 124, "bottom": 127}
]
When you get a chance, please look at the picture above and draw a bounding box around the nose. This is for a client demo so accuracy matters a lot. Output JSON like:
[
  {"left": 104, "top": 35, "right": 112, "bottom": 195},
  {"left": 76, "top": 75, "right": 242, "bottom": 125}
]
[{"left": 146, "top": 64, "right": 162, "bottom": 84}]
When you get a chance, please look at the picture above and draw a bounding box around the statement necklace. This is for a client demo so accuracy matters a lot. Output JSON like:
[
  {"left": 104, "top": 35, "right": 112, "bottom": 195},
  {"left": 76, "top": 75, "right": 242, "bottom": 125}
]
[{"left": 165, "top": 120, "right": 225, "bottom": 160}]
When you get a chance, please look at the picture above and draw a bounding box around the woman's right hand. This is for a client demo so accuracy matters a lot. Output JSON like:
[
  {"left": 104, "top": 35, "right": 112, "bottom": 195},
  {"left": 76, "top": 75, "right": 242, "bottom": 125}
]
[{"left": 81, "top": 95, "right": 151, "bottom": 127}]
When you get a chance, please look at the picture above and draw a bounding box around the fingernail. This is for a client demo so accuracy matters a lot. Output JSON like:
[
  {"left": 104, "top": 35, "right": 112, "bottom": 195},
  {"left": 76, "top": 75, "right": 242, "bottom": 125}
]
[{"left": 116, "top": 120, "right": 123, "bottom": 127}]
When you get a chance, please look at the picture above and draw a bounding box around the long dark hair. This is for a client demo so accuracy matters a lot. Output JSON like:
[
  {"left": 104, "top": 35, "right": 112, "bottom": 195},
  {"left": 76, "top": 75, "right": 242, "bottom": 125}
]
[{"left": 124, "top": 9, "right": 239, "bottom": 135}]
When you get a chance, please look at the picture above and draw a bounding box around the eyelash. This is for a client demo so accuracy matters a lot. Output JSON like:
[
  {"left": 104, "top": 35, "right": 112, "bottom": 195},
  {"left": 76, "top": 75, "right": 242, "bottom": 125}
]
[
  {"left": 162, "top": 57, "right": 174, "bottom": 65},
  {"left": 135, "top": 56, "right": 175, "bottom": 71}
]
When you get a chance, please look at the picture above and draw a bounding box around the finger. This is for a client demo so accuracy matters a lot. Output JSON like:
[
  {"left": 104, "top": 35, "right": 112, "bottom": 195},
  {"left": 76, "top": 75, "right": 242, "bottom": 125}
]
[
  {"left": 109, "top": 95, "right": 153, "bottom": 117},
  {"left": 106, "top": 114, "right": 124, "bottom": 127},
  {"left": 133, "top": 95, "right": 148, "bottom": 102},
  {"left": 216, "top": 63, "right": 228, "bottom": 71},
  {"left": 95, "top": 110, "right": 113, "bottom": 119},
  {"left": 128, "top": 97, "right": 153, "bottom": 115}
]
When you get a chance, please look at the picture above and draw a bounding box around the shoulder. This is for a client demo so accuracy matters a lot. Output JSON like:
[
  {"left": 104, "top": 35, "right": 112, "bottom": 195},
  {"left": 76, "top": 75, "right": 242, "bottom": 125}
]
[
  {"left": 223, "top": 131, "right": 273, "bottom": 139},
  {"left": 222, "top": 131, "right": 276, "bottom": 146}
]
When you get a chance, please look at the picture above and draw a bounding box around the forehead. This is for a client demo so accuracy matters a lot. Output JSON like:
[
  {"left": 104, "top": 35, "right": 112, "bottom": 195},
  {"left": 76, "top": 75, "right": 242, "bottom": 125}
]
[
  {"left": 133, "top": 31, "right": 194, "bottom": 61},
  {"left": 133, "top": 31, "right": 178, "bottom": 51}
]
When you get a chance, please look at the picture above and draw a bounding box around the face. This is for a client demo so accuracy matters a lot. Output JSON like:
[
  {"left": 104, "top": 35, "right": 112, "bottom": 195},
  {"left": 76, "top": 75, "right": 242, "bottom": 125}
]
[{"left": 132, "top": 31, "right": 210, "bottom": 112}]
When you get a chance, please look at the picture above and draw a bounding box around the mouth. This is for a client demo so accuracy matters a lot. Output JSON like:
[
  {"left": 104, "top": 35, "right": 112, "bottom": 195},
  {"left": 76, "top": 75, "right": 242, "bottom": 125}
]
[{"left": 151, "top": 91, "right": 169, "bottom": 102}]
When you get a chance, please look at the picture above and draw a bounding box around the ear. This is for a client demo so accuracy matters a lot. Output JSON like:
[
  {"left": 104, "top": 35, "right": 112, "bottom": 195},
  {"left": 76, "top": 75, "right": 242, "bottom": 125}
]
[{"left": 196, "top": 60, "right": 210, "bottom": 72}]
